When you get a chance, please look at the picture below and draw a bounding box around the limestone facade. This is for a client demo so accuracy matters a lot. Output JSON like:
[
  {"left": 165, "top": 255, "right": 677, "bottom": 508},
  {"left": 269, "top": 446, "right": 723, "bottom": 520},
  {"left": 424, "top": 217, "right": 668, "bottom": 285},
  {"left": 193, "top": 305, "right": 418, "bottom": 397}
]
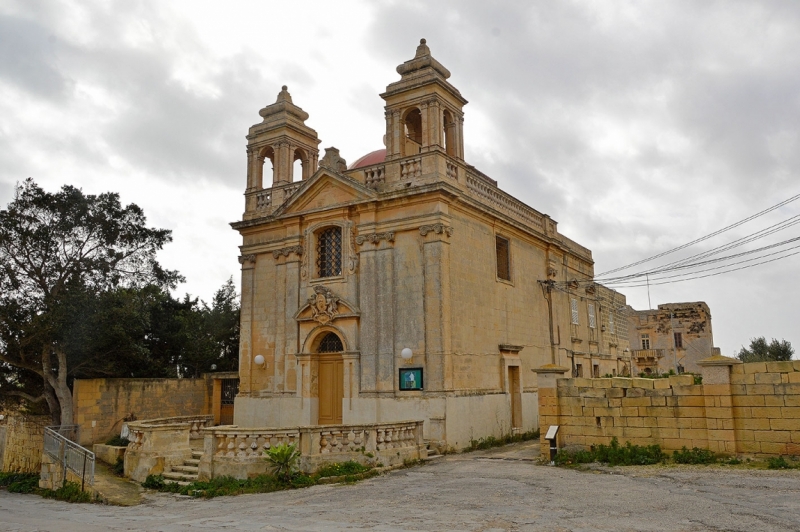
[
  {"left": 231, "top": 40, "right": 625, "bottom": 449},
  {"left": 627, "top": 302, "right": 718, "bottom": 375}
]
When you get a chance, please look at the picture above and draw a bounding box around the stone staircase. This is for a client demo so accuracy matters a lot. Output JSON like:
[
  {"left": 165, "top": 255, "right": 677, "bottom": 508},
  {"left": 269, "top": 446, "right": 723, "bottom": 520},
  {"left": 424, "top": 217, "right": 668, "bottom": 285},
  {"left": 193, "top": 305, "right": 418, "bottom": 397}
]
[{"left": 163, "top": 449, "right": 203, "bottom": 486}]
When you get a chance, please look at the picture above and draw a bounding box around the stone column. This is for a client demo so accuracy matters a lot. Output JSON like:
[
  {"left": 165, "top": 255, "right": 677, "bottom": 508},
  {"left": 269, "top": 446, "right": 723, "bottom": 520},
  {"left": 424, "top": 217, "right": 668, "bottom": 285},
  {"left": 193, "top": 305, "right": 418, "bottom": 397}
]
[
  {"left": 697, "top": 355, "right": 741, "bottom": 454},
  {"left": 342, "top": 352, "right": 360, "bottom": 422},
  {"left": 422, "top": 226, "right": 452, "bottom": 391},
  {"left": 238, "top": 255, "right": 257, "bottom": 396},
  {"left": 532, "top": 364, "right": 569, "bottom": 460},
  {"left": 420, "top": 101, "right": 429, "bottom": 150},
  {"left": 358, "top": 246, "right": 379, "bottom": 392}
]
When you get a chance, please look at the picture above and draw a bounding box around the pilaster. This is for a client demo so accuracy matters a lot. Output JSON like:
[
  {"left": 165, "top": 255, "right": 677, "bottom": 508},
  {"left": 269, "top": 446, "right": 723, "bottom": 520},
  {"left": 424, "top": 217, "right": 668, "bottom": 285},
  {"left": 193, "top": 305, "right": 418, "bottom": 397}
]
[{"left": 697, "top": 355, "right": 741, "bottom": 454}]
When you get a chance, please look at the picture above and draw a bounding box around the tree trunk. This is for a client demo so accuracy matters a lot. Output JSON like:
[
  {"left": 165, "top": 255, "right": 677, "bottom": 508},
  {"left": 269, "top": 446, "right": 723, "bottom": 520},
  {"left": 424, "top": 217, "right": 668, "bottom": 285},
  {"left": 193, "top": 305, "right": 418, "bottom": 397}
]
[
  {"left": 42, "top": 346, "right": 74, "bottom": 426},
  {"left": 43, "top": 380, "right": 61, "bottom": 425}
]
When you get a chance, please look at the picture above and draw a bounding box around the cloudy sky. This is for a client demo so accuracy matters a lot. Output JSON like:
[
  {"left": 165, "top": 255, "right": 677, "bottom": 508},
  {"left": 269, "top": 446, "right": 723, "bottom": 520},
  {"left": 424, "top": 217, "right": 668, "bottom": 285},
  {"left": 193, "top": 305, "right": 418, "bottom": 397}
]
[{"left": 2, "top": 0, "right": 799, "bottom": 358}]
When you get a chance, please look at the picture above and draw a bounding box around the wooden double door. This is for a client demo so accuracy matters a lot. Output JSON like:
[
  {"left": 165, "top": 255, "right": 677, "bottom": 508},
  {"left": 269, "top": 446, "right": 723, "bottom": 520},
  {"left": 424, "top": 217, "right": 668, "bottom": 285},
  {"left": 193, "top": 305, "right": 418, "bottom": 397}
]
[{"left": 317, "top": 354, "right": 343, "bottom": 425}]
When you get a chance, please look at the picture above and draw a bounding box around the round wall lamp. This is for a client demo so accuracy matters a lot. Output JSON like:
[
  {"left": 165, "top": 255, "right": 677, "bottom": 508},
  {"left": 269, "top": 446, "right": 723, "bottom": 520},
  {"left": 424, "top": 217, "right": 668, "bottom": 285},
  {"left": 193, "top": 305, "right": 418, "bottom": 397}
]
[
  {"left": 253, "top": 354, "right": 266, "bottom": 368},
  {"left": 401, "top": 348, "right": 413, "bottom": 361}
]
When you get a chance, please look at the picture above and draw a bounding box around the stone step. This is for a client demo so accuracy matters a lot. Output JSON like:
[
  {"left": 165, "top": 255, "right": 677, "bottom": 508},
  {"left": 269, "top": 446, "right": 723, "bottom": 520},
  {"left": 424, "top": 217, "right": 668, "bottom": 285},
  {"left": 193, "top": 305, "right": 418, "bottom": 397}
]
[
  {"left": 423, "top": 454, "right": 445, "bottom": 462},
  {"left": 163, "top": 479, "right": 192, "bottom": 487},
  {"left": 163, "top": 471, "right": 198, "bottom": 482},
  {"left": 184, "top": 458, "right": 201, "bottom": 466},
  {"left": 191, "top": 451, "right": 203, "bottom": 459},
  {"left": 172, "top": 465, "right": 199, "bottom": 474}
]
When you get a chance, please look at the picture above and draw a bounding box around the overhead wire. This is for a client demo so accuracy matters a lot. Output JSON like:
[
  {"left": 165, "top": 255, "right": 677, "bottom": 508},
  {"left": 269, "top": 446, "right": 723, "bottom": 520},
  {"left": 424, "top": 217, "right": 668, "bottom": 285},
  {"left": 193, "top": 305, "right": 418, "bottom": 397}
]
[{"left": 594, "top": 192, "right": 800, "bottom": 278}]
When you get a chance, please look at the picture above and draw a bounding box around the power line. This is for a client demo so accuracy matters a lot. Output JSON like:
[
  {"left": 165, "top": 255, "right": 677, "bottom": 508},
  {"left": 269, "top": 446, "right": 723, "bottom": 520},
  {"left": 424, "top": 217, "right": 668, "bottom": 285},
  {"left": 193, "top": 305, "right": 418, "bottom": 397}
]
[
  {"left": 595, "top": 192, "right": 800, "bottom": 277},
  {"left": 603, "top": 249, "right": 800, "bottom": 288}
]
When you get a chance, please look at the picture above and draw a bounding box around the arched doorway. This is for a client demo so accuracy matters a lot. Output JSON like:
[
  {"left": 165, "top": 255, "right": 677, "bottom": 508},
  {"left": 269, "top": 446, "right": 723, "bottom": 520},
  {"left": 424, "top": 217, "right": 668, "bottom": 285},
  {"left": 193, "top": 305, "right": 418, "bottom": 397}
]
[{"left": 316, "top": 332, "right": 344, "bottom": 425}]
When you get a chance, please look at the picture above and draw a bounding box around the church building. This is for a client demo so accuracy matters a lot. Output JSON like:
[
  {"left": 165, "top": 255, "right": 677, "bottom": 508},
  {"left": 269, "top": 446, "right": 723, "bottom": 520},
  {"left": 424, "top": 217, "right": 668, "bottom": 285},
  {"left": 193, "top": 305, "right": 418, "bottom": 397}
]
[{"left": 231, "top": 39, "right": 630, "bottom": 449}]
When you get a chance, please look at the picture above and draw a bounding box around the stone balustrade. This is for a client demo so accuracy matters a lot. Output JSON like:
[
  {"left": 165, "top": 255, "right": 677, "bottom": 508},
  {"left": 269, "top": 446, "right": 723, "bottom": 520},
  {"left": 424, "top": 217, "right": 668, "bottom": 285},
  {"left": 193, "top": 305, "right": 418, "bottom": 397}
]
[
  {"left": 124, "top": 415, "right": 213, "bottom": 482},
  {"left": 198, "top": 420, "right": 425, "bottom": 480},
  {"left": 465, "top": 171, "right": 546, "bottom": 233}
]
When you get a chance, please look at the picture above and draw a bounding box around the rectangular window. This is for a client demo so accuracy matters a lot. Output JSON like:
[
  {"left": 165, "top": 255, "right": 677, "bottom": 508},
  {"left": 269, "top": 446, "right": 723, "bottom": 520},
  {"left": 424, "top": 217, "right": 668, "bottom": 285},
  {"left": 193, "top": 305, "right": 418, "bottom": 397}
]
[
  {"left": 575, "top": 364, "right": 583, "bottom": 378},
  {"left": 570, "top": 298, "right": 579, "bottom": 325},
  {"left": 674, "top": 332, "right": 683, "bottom": 349},
  {"left": 593, "top": 365, "right": 600, "bottom": 378},
  {"left": 641, "top": 333, "right": 650, "bottom": 350},
  {"left": 495, "top": 236, "right": 510, "bottom": 281},
  {"left": 588, "top": 304, "right": 596, "bottom": 329},
  {"left": 609, "top": 314, "right": 615, "bottom": 334}
]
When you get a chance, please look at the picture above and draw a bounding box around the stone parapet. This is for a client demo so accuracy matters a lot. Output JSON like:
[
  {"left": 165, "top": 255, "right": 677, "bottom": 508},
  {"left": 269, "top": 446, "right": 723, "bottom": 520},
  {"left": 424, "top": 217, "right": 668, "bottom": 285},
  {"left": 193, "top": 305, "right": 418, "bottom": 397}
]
[{"left": 198, "top": 420, "right": 426, "bottom": 480}]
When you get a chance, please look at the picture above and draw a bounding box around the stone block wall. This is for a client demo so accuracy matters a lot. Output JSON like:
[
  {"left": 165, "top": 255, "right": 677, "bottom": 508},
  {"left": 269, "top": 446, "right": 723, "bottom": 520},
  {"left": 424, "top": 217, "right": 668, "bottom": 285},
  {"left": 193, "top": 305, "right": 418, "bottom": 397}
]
[
  {"left": 1, "top": 414, "right": 49, "bottom": 473},
  {"left": 73, "top": 377, "right": 213, "bottom": 446},
  {"left": 536, "top": 359, "right": 800, "bottom": 458}
]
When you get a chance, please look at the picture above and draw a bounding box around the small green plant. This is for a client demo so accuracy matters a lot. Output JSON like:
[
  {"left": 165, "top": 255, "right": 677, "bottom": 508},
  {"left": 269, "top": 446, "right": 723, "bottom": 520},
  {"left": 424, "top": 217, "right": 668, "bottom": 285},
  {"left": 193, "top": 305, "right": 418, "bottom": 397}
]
[
  {"left": 0, "top": 472, "right": 40, "bottom": 493},
  {"left": 554, "top": 438, "right": 665, "bottom": 467},
  {"left": 673, "top": 447, "right": 716, "bottom": 465},
  {"left": 41, "top": 482, "right": 92, "bottom": 503},
  {"left": 767, "top": 456, "right": 793, "bottom": 469},
  {"left": 105, "top": 435, "right": 130, "bottom": 447},
  {"left": 142, "top": 474, "right": 166, "bottom": 489},
  {"left": 720, "top": 456, "right": 742, "bottom": 465},
  {"left": 692, "top": 374, "right": 703, "bottom": 385},
  {"left": 315, "top": 461, "right": 370, "bottom": 478},
  {"left": 264, "top": 443, "right": 301, "bottom": 482},
  {"left": 112, "top": 457, "right": 125, "bottom": 476}
]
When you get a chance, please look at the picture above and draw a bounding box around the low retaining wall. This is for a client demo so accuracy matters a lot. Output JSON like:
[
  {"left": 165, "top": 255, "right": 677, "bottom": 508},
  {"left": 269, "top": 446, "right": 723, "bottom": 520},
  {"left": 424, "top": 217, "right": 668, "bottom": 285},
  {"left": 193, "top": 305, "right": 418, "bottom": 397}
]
[
  {"left": 535, "top": 357, "right": 800, "bottom": 459},
  {"left": 198, "top": 421, "right": 426, "bottom": 480}
]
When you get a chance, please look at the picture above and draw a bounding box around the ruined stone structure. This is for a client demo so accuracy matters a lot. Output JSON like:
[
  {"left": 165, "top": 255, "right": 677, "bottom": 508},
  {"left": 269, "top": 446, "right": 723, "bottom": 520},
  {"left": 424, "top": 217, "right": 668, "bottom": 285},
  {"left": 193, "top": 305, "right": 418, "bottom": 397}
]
[
  {"left": 627, "top": 302, "right": 718, "bottom": 375},
  {"left": 231, "top": 40, "right": 630, "bottom": 449}
]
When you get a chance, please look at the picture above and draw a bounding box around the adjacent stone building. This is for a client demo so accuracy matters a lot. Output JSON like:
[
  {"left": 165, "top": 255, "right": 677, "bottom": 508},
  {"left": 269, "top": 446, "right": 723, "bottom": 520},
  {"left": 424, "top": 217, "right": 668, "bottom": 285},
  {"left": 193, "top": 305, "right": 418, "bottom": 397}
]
[
  {"left": 230, "top": 39, "right": 630, "bottom": 448},
  {"left": 627, "top": 302, "right": 719, "bottom": 375}
]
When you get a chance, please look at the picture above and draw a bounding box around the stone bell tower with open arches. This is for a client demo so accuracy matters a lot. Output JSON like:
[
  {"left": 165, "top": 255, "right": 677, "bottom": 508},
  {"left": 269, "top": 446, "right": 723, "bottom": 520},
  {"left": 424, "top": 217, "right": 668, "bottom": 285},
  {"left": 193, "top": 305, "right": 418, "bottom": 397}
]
[
  {"left": 382, "top": 38, "right": 467, "bottom": 161},
  {"left": 243, "top": 85, "right": 320, "bottom": 217}
]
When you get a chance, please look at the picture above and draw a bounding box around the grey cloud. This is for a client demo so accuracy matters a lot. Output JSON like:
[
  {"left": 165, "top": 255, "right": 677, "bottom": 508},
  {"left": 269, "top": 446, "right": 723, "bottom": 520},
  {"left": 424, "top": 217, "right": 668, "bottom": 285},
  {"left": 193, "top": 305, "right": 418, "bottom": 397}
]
[{"left": 0, "top": 15, "right": 68, "bottom": 99}]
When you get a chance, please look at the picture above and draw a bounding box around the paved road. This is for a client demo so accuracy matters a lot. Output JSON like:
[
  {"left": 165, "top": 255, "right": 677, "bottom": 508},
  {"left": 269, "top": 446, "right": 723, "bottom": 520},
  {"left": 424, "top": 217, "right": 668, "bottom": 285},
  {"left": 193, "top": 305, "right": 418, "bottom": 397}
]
[{"left": 3, "top": 443, "right": 800, "bottom": 531}]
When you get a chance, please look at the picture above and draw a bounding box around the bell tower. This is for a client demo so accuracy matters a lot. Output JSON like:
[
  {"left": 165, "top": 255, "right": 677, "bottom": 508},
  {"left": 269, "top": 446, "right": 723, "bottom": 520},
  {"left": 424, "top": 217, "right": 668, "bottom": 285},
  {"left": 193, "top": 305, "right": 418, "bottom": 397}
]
[
  {"left": 381, "top": 39, "right": 468, "bottom": 162},
  {"left": 246, "top": 86, "right": 320, "bottom": 191}
]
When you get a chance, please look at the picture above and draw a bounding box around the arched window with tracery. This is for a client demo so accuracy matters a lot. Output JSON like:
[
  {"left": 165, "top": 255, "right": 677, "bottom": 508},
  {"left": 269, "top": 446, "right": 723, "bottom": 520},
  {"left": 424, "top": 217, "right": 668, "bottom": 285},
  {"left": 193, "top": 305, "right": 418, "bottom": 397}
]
[
  {"left": 316, "top": 332, "right": 344, "bottom": 353},
  {"left": 316, "top": 226, "right": 342, "bottom": 278}
]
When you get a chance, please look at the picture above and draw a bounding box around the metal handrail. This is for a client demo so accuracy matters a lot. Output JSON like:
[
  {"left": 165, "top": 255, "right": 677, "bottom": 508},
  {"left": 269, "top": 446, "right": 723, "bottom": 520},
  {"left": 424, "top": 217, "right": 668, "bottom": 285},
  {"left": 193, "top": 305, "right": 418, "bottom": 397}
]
[{"left": 44, "top": 425, "right": 95, "bottom": 489}]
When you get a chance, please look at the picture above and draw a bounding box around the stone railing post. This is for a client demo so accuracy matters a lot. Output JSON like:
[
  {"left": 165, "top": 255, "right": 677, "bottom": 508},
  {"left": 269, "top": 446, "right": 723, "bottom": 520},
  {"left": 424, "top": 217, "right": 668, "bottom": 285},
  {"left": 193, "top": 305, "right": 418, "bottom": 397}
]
[
  {"left": 532, "top": 364, "right": 569, "bottom": 460},
  {"left": 697, "top": 355, "right": 741, "bottom": 454}
]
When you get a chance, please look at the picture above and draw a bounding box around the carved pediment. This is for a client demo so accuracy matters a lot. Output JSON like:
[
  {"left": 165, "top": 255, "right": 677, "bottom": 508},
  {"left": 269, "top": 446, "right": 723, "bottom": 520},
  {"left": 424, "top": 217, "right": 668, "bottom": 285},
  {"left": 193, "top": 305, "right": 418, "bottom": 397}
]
[
  {"left": 276, "top": 170, "right": 377, "bottom": 216},
  {"left": 294, "top": 285, "right": 360, "bottom": 324}
]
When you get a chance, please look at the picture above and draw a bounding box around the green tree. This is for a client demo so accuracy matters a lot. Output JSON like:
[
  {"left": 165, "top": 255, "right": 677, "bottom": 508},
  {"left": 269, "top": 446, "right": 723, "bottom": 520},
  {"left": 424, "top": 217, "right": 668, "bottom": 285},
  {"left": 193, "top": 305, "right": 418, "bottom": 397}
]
[
  {"left": 736, "top": 337, "right": 794, "bottom": 363},
  {"left": 0, "top": 179, "right": 180, "bottom": 424}
]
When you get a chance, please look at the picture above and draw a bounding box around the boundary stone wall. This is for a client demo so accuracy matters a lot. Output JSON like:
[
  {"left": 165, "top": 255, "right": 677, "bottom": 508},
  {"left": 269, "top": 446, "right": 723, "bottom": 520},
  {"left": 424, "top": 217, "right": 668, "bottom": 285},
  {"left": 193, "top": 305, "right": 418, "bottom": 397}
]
[
  {"left": 535, "top": 358, "right": 800, "bottom": 458},
  {"left": 1, "top": 414, "right": 49, "bottom": 473},
  {"left": 73, "top": 377, "right": 213, "bottom": 446}
]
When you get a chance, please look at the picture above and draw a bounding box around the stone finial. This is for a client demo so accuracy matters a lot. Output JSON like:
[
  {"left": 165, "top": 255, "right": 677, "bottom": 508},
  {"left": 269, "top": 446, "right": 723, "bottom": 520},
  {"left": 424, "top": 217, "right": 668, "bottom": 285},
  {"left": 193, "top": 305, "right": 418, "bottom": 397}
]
[
  {"left": 319, "top": 147, "right": 347, "bottom": 173},
  {"left": 258, "top": 85, "right": 308, "bottom": 122},
  {"left": 396, "top": 38, "right": 451, "bottom": 79},
  {"left": 276, "top": 85, "right": 292, "bottom": 103},
  {"left": 415, "top": 38, "right": 430, "bottom": 58}
]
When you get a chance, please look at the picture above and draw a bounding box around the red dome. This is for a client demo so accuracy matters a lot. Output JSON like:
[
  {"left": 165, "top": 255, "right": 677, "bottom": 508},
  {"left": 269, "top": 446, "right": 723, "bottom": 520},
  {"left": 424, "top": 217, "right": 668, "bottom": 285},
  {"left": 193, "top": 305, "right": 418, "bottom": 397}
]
[{"left": 349, "top": 149, "right": 386, "bottom": 169}]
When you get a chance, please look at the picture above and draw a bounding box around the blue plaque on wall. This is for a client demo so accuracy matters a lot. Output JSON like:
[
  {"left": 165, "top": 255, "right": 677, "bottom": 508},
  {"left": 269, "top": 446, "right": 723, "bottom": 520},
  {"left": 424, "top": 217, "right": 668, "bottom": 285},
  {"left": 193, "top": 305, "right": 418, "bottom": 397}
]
[{"left": 399, "top": 368, "right": 423, "bottom": 391}]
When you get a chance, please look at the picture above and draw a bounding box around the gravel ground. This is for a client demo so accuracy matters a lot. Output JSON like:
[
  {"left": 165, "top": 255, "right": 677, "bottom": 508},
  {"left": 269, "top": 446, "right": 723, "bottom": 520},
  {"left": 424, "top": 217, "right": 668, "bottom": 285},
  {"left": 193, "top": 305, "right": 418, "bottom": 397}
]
[{"left": 2, "top": 444, "right": 800, "bottom": 531}]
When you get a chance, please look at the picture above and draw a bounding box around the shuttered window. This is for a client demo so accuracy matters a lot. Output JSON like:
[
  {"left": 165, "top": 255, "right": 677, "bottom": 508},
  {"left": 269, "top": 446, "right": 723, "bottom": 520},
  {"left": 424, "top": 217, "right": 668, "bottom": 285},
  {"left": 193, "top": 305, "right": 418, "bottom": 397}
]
[
  {"left": 570, "top": 298, "right": 579, "bottom": 325},
  {"left": 588, "top": 304, "right": 596, "bottom": 329},
  {"left": 496, "top": 236, "right": 510, "bottom": 281}
]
